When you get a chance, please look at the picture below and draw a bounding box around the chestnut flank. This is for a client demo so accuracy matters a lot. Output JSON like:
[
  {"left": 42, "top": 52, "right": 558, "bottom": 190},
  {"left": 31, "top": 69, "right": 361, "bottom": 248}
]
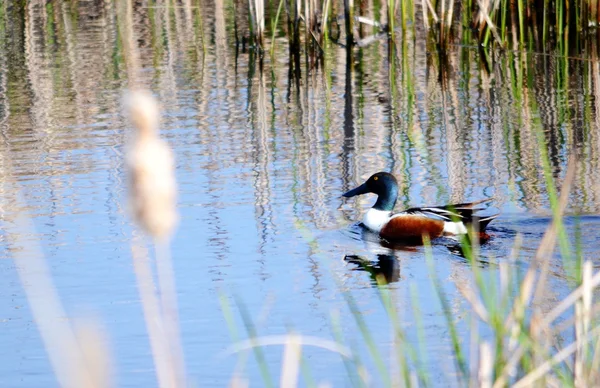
[{"left": 380, "top": 215, "right": 445, "bottom": 240}]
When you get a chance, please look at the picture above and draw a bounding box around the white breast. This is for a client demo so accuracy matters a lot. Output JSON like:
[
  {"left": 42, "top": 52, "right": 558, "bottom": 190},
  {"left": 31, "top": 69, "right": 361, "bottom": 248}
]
[{"left": 362, "top": 209, "right": 392, "bottom": 233}]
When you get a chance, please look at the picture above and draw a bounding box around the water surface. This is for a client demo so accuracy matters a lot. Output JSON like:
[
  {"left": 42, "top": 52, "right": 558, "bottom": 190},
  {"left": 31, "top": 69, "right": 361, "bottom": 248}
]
[{"left": 1, "top": 1, "right": 600, "bottom": 386}]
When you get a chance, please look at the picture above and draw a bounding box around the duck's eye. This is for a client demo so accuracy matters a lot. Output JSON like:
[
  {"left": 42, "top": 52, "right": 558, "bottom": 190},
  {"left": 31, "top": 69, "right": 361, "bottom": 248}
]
[{"left": 373, "top": 176, "right": 379, "bottom": 181}]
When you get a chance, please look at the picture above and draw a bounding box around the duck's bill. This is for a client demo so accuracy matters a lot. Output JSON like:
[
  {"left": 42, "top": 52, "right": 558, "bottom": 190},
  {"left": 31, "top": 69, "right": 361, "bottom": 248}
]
[{"left": 343, "top": 183, "right": 369, "bottom": 197}]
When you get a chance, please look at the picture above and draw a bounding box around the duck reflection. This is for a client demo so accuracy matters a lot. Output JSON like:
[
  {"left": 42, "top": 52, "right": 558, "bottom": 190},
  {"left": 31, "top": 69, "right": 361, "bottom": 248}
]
[
  {"left": 344, "top": 253, "right": 400, "bottom": 285},
  {"left": 344, "top": 224, "right": 421, "bottom": 285},
  {"left": 344, "top": 222, "right": 494, "bottom": 284}
]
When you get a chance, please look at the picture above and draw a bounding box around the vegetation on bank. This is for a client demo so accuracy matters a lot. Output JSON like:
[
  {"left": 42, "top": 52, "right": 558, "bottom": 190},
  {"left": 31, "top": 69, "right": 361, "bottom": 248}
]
[{"left": 240, "top": 0, "right": 600, "bottom": 58}]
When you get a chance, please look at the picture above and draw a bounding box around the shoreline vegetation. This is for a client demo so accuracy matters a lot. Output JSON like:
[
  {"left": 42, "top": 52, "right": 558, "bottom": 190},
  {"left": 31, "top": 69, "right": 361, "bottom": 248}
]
[
  {"left": 240, "top": 0, "right": 600, "bottom": 61},
  {"left": 2, "top": 0, "right": 600, "bottom": 386}
]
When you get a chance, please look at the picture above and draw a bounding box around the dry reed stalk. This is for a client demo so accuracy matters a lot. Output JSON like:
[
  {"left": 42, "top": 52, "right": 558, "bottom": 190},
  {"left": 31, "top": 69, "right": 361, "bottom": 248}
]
[
  {"left": 469, "top": 313, "right": 479, "bottom": 388},
  {"left": 577, "top": 261, "right": 593, "bottom": 383},
  {"left": 574, "top": 300, "right": 583, "bottom": 385},
  {"left": 295, "top": 0, "right": 302, "bottom": 41},
  {"left": 224, "top": 335, "right": 352, "bottom": 357},
  {"left": 344, "top": 0, "right": 354, "bottom": 42},
  {"left": 590, "top": 334, "right": 600, "bottom": 382},
  {"left": 531, "top": 158, "right": 577, "bottom": 303},
  {"left": 229, "top": 375, "right": 250, "bottom": 388},
  {"left": 251, "top": 0, "right": 265, "bottom": 48},
  {"left": 280, "top": 334, "right": 302, "bottom": 387},
  {"left": 513, "top": 325, "right": 600, "bottom": 388},
  {"left": 421, "top": 0, "right": 430, "bottom": 29},
  {"left": 541, "top": 268, "right": 600, "bottom": 327},
  {"left": 7, "top": 207, "right": 100, "bottom": 388},
  {"left": 498, "top": 265, "right": 600, "bottom": 387},
  {"left": 259, "top": 0, "right": 265, "bottom": 46},
  {"left": 476, "top": 0, "right": 503, "bottom": 45},
  {"left": 304, "top": 0, "right": 311, "bottom": 50},
  {"left": 502, "top": 158, "right": 576, "bottom": 340},
  {"left": 549, "top": 303, "right": 600, "bottom": 335},
  {"left": 491, "top": 159, "right": 576, "bottom": 387},
  {"left": 444, "top": 0, "right": 454, "bottom": 43},
  {"left": 475, "top": 0, "right": 488, "bottom": 27},
  {"left": 440, "top": 0, "right": 446, "bottom": 43},
  {"left": 1, "top": 151, "right": 112, "bottom": 388},
  {"left": 492, "top": 345, "right": 526, "bottom": 388},
  {"left": 182, "top": 0, "right": 193, "bottom": 29},
  {"left": 248, "top": 0, "right": 256, "bottom": 44},
  {"left": 457, "top": 284, "right": 490, "bottom": 323},
  {"left": 74, "top": 320, "right": 114, "bottom": 388},
  {"left": 499, "top": 261, "right": 509, "bottom": 299},
  {"left": 478, "top": 341, "right": 493, "bottom": 388},
  {"left": 423, "top": 0, "right": 439, "bottom": 24},
  {"left": 131, "top": 243, "right": 179, "bottom": 387}
]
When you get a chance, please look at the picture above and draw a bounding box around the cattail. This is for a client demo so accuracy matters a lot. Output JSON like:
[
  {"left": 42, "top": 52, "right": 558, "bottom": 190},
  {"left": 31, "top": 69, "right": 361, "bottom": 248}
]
[
  {"left": 125, "top": 91, "right": 186, "bottom": 386},
  {"left": 125, "top": 91, "right": 178, "bottom": 241}
]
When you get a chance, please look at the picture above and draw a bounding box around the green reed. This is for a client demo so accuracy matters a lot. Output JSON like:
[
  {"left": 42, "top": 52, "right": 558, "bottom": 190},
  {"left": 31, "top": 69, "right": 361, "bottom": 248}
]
[
  {"left": 195, "top": 0, "right": 207, "bottom": 55},
  {"left": 330, "top": 311, "right": 368, "bottom": 387},
  {"left": 269, "top": 0, "right": 285, "bottom": 58},
  {"left": 232, "top": 294, "right": 275, "bottom": 388}
]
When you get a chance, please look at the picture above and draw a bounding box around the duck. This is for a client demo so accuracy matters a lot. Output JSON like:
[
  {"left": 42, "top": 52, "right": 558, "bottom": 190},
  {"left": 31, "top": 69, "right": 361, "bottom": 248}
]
[{"left": 342, "top": 172, "right": 498, "bottom": 241}]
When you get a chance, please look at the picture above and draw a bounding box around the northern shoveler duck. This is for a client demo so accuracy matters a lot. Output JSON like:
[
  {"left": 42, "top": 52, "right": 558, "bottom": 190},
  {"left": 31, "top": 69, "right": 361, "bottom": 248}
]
[{"left": 343, "top": 172, "right": 498, "bottom": 241}]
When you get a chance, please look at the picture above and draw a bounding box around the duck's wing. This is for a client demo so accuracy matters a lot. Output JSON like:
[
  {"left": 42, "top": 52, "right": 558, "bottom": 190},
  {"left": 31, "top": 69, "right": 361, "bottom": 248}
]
[
  {"left": 400, "top": 199, "right": 498, "bottom": 231},
  {"left": 402, "top": 198, "right": 491, "bottom": 220}
]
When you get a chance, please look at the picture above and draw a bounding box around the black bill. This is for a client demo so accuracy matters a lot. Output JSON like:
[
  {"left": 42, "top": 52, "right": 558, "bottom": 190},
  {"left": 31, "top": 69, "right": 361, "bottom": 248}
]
[{"left": 342, "top": 183, "right": 370, "bottom": 197}]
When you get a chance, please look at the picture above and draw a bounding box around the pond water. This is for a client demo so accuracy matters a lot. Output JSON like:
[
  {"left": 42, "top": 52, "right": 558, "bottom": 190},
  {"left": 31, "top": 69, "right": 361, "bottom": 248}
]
[{"left": 2, "top": 1, "right": 600, "bottom": 387}]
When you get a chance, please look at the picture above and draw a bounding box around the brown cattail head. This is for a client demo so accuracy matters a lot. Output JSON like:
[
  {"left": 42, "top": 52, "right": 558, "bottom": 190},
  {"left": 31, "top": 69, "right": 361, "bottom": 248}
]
[{"left": 125, "top": 91, "right": 178, "bottom": 240}]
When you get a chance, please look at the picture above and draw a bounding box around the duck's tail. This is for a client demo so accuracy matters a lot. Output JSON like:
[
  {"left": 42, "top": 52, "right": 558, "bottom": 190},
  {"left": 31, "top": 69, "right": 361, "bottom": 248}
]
[{"left": 469, "top": 213, "right": 500, "bottom": 232}]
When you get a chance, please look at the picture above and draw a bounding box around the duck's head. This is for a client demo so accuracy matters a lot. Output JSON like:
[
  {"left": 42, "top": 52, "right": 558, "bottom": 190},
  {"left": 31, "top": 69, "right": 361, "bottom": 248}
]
[{"left": 342, "top": 172, "right": 398, "bottom": 211}]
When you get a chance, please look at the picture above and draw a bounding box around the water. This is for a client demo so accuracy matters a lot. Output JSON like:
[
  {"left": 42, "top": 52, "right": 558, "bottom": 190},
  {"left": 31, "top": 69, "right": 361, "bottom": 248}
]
[{"left": 1, "top": 1, "right": 600, "bottom": 386}]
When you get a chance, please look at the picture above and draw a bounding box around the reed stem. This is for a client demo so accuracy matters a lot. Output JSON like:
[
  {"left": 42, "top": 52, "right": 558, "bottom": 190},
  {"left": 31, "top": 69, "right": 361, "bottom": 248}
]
[{"left": 344, "top": 0, "right": 354, "bottom": 43}]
